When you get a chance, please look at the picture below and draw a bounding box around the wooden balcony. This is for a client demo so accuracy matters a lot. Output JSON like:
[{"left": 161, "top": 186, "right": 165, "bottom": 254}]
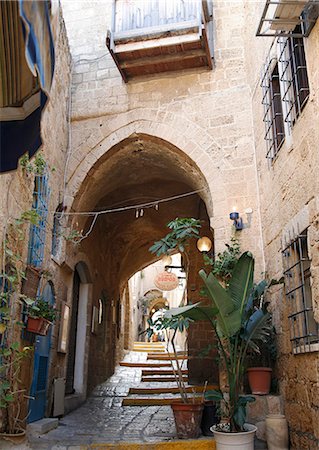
[{"left": 106, "top": 0, "right": 214, "bottom": 82}]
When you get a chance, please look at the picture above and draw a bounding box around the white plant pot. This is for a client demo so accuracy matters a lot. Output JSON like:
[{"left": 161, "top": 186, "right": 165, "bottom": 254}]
[{"left": 211, "top": 423, "right": 257, "bottom": 450}]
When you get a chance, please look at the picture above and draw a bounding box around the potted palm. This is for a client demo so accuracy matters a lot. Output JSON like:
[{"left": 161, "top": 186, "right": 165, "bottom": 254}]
[
  {"left": 146, "top": 313, "right": 206, "bottom": 439},
  {"left": 148, "top": 217, "right": 209, "bottom": 439},
  {"left": 166, "top": 252, "right": 275, "bottom": 450}
]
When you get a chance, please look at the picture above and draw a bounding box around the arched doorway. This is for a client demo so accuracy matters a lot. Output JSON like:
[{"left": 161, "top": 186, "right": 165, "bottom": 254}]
[
  {"left": 65, "top": 262, "right": 91, "bottom": 410},
  {"left": 28, "top": 282, "right": 55, "bottom": 423}
]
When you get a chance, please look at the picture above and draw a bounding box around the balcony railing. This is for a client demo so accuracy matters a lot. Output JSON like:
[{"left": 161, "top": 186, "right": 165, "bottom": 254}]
[
  {"left": 107, "top": 0, "right": 214, "bottom": 81},
  {"left": 114, "top": 0, "right": 201, "bottom": 34}
]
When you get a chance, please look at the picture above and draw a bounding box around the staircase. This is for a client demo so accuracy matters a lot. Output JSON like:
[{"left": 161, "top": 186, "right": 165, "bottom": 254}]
[{"left": 122, "top": 342, "right": 218, "bottom": 407}]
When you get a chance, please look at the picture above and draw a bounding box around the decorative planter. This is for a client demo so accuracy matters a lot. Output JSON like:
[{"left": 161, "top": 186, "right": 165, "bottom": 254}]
[
  {"left": 171, "top": 402, "right": 203, "bottom": 439},
  {"left": 0, "top": 430, "right": 26, "bottom": 444},
  {"left": 211, "top": 423, "right": 257, "bottom": 450},
  {"left": 26, "top": 317, "right": 51, "bottom": 336},
  {"left": 201, "top": 401, "right": 219, "bottom": 436},
  {"left": 247, "top": 367, "right": 272, "bottom": 394},
  {"left": 265, "top": 414, "right": 289, "bottom": 450}
]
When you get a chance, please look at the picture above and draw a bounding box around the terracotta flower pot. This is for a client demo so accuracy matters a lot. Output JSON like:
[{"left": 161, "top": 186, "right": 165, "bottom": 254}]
[
  {"left": 0, "top": 430, "right": 26, "bottom": 444},
  {"left": 26, "top": 317, "right": 51, "bottom": 336},
  {"left": 247, "top": 367, "right": 272, "bottom": 395},
  {"left": 171, "top": 402, "right": 203, "bottom": 439}
]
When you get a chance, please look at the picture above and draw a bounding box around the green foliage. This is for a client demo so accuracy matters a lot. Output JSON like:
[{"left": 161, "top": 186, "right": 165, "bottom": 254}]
[
  {"left": 24, "top": 297, "right": 58, "bottom": 322},
  {"left": 0, "top": 345, "right": 32, "bottom": 409},
  {"left": 19, "top": 152, "right": 47, "bottom": 176},
  {"left": 63, "top": 228, "right": 84, "bottom": 243},
  {"left": 149, "top": 217, "right": 201, "bottom": 256},
  {"left": 0, "top": 209, "right": 50, "bottom": 432},
  {"left": 147, "top": 315, "right": 192, "bottom": 340},
  {"left": 165, "top": 252, "right": 278, "bottom": 432},
  {"left": 146, "top": 314, "right": 194, "bottom": 403},
  {"left": 205, "top": 236, "right": 240, "bottom": 282}
]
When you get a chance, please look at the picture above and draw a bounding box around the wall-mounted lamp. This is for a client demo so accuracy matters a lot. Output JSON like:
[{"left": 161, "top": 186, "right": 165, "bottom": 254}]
[
  {"left": 229, "top": 208, "right": 243, "bottom": 230},
  {"left": 197, "top": 236, "right": 212, "bottom": 253}
]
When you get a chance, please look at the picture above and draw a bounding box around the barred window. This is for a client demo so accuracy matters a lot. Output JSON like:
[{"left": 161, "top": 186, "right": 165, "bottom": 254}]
[
  {"left": 278, "top": 26, "right": 310, "bottom": 128},
  {"left": 282, "top": 229, "right": 319, "bottom": 354},
  {"left": 27, "top": 172, "right": 50, "bottom": 267},
  {"left": 261, "top": 59, "right": 285, "bottom": 160}
]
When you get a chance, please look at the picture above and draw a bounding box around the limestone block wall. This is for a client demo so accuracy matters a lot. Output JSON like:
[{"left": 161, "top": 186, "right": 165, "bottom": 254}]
[
  {"left": 245, "top": 3, "right": 319, "bottom": 447},
  {"left": 60, "top": 0, "right": 264, "bottom": 276},
  {"left": 0, "top": 7, "right": 72, "bottom": 420}
]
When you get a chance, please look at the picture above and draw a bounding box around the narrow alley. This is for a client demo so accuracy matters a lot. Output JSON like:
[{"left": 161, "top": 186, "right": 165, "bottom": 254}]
[{"left": 26, "top": 342, "right": 215, "bottom": 449}]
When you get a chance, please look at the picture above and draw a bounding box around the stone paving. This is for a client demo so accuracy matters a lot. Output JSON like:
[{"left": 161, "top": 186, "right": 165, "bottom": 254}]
[
  {"left": 0, "top": 350, "right": 267, "bottom": 450},
  {"left": 26, "top": 351, "right": 199, "bottom": 450}
]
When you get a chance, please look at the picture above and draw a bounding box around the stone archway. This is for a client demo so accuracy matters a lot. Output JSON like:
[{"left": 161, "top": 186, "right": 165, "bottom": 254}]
[{"left": 64, "top": 132, "right": 216, "bottom": 389}]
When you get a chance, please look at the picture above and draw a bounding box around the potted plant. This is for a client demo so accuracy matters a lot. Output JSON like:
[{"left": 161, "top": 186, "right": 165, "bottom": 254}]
[
  {"left": 166, "top": 252, "right": 276, "bottom": 450},
  {"left": 146, "top": 313, "right": 206, "bottom": 439},
  {"left": 0, "top": 217, "right": 34, "bottom": 439},
  {"left": 24, "top": 297, "right": 58, "bottom": 336},
  {"left": 148, "top": 218, "right": 210, "bottom": 439},
  {"left": 246, "top": 322, "right": 277, "bottom": 395}
]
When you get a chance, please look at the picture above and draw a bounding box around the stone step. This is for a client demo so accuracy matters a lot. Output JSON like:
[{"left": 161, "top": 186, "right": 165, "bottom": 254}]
[
  {"left": 26, "top": 418, "right": 59, "bottom": 435},
  {"left": 129, "top": 385, "right": 219, "bottom": 395},
  {"left": 88, "top": 438, "right": 216, "bottom": 449},
  {"left": 133, "top": 348, "right": 166, "bottom": 353},
  {"left": 120, "top": 362, "right": 171, "bottom": 368},
  {"left": 147, "top": 352, "right": 186, "bottom": 357},
  {"left": 141, "top": 369, "right": 188, "bottom": 376},
  {"left": 122, "top": 396, "right": 202, "bottom": 406},
  {"left": 141, "top": 376, "right": 188, "bottom": 382},
  {"left": 147, "top": 355, "right": 187, "bottom": 360},
  {"left": 133, "top": 342, "right": 166, "bottom": 348}
]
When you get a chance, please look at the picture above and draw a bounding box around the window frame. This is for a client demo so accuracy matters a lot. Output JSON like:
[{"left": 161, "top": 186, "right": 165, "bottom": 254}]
[
  {"left": 282, "top": 229, "right": 319, "bottom": 354},
  {"left": 278, "top": 27, "right": 310, "bottom": 129},
  {"left": 261, "top": 58, "right": 285, "bottom": 161},
  {"left": 27, "top": 171, "right": 50, "bottom": 268}
]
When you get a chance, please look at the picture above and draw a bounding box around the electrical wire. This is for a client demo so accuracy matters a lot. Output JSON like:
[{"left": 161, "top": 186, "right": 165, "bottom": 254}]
[{"left": 61, "top": 188, "right": 208, "bottom": 217}]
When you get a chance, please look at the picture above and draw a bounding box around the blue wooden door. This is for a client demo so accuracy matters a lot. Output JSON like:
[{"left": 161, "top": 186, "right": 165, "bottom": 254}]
[{"left": 28, "top": 283, "right": 54, "bottom": 423}]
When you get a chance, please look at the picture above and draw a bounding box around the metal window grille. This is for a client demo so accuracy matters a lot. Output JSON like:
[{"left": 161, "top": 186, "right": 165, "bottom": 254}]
[
  {"left": 261, "top": 58, "right": 285, "bottom": 160},
  {"left": 278, "top": 27, "right": 310, "bottom": 128},
  {"left": 282, "top": 229, "right": 319, "bottom": 353},
  {"left": 27, "top": 173, "right": 50, "bottom": 267}
]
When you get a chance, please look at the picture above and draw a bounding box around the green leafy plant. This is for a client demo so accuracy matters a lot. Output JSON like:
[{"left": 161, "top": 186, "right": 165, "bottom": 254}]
[
  {"left": 146, "top": 315, "right": 195, "bottom": 403},
  {"left": 20, "top": 152, "right": 47, "bottom": 176},
  {"left": 204, "top": 236, "right": 240, "bottom": 283},
  {"left": 149, "top": 217, "right": 201, "bottom": 267},
  {"left": 24, "top": 297, "right": 58, "bottom": 322},
  {"left": 63, "top": 228, "right": 84, "bottom": 244},
  {"left": 0, "top": 212, "right": 43, "bottom": 433},
  {"left": 166, "top": 252, "right": 276, "bottom": 432}
]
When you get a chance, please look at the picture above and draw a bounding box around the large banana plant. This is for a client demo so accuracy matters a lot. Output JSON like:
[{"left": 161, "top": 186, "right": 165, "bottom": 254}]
[{"left": 165, "top": 252, "right": 273, "bottom": 432}]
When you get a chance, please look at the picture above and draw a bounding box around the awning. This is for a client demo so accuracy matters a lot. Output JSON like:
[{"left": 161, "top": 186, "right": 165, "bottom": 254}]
[{"left": 0, "top": 0, "right": 55, "bottom": 173}]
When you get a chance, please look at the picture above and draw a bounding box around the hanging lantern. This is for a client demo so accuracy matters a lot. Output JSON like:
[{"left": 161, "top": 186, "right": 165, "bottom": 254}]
[
  {"left": 197, "top": 236, "right": 212, "bottom": 252},
  {"left": 154, "top": 271, "right": 179, "bottom": 291}
]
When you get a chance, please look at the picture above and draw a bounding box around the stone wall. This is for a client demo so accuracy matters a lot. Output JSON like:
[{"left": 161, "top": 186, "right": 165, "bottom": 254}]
[
  {"left": 0, "top": 6, "right": 72, "bottom": 425},
  {"left": 60, "top": 0, "right": 264, "bottom": 272},
  {"left": 245, "top": 3, "right": 319, "bottom": 447}
]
